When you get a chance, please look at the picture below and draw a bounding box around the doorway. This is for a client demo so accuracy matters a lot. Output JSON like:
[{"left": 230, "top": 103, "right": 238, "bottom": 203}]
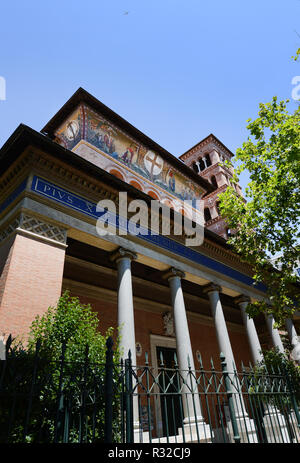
[{"left": 156, "top": 345, "right": 182, "bottom": 437}]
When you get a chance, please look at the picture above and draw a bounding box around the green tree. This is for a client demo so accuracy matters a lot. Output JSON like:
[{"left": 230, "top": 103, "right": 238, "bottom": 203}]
[
  {"left": 218, "top": 97, "right": 300, "bottom": 326},
  {"left": 0, "top": 291, "right": 121, "bottom": 443},
  {"left": 252, "top": 348, "right": 300, "bottom": 412}
]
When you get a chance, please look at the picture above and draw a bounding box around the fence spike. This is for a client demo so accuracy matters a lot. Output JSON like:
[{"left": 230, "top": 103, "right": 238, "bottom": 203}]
[
  {"left": 106, "top": 336, "right": 114, "bottom": 350},
  {"left": 174, "top": 352, "right": 178, "bottom": 368},
  {"left": 145, "top": 351, "right": 149, "bottom": 365},
  {"left": 160, "top": 350, "right": 164, "bottom": 366},
  {"left": 220, "top": 352, "right": 226, "bottom": 363},
  {"left": 5, "top": 334, "right": 12, "bottom": 357},
  {"left": 198, "top": 351, "right": 203, "bottom": 369},
  {"left": 187, "top": 353, "right": 191, "bottom": 369}
]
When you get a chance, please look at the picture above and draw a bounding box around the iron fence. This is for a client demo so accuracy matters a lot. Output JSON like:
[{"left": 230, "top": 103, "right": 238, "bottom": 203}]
[{"left": 0, "top": 336, "right": 299, "bottom": 444}]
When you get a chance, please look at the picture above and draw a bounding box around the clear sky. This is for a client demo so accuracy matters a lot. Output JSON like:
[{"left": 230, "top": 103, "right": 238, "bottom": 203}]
[{"left": 0, "top": 0, "right": 299, "bottom": 190}]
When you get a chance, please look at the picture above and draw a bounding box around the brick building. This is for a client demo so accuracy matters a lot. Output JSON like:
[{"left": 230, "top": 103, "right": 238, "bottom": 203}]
[{"left": 0, "top": 88, "right": 299, "bottom": 439}]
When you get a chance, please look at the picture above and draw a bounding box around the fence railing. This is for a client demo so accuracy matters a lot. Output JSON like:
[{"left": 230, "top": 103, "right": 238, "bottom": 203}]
[{"left": 0, "top": 336, "right": 299, "bottom": 444}]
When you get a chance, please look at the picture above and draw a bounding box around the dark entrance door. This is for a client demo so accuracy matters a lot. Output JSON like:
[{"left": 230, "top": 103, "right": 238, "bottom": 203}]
[{"left": 156, "top": 346, "right": 182, "bottom": 437}]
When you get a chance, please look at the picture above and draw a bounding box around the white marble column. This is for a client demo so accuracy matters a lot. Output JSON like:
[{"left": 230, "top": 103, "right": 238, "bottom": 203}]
[
  {"left": 111, "top": 247, "right": 141, "bottom": 440},
  {"left": 235, "top": 295, "right": 263, "bottom": 364},
  {"left": 203, "top": 283, "right": 236, "bottom": 369},
  {"left": 111, "top": 247, "right": 137, "bottom": 362},
  {"left": 164, "top": 268, "right": 210, "bottom": 440},
  {"left": 285, "top": 318, "right": 300, "bottom": 363},
  {"left": 265, "top": 314, "right": 285, "bottom": 353},
  {"left": 285, "top": 318, "right": 299, "bottom": 347},
  {"left": 203, "top": 283, "right": 258, "bottom": 441}
]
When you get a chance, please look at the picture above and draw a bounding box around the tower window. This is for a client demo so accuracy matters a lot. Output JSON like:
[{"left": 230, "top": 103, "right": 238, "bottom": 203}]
[
  {"left": 226, "top": 228, "right": 232, "bottom": 237},
  {"left": 204, "top": 208, "right": 212, "bottom": 222},
  {"left": 193, "top": 162, "right": 200, "bottom": 173},
  {"left": 205, "top": 154, "right": 212, "bottom": 167},
  {"left": 198, "top": 158, "right": 205, "bottom": 171},
  {"left": 211, "top": 175, "right": 218, "bottom": 188}
]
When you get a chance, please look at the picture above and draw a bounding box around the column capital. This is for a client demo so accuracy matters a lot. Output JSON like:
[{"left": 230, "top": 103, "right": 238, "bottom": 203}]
[
  {"left": 162, "top": 267, "right": 185, "bottom": 281},
  {"left": 202, "top": 282, "right": 221, "bottom": 295},
  {"left": 110, "top": 247, "right": 137, "bottom": 263},
  {"left": 235, "top": 295, "right": 251, "bottom": 306}
]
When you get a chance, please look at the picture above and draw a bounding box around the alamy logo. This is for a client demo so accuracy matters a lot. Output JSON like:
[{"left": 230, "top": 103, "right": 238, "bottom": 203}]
[
  {"left": 0, "top": 77, "right": 6, "bottom": 100},
  {"left": 95, "top": 192, "right": 205, "bottom": 247}
]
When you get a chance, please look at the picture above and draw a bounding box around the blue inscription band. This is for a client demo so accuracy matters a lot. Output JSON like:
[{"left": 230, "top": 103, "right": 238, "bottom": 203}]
[{"left": 31, "top": 175, "right": 266, "bottom": 292}]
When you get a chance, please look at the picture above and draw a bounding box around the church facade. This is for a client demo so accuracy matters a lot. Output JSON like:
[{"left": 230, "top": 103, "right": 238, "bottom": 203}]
[{"left": 0, "top": 88, "right": 299, "bottom": 439}]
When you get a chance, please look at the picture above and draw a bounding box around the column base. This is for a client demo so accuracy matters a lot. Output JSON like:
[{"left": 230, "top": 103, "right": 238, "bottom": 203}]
[
  {"left": 263, "top": 408, "right": 294, "bottom": 443},
  {"left": 177, "top": 416, "right": 213, "bottom": 443},
  {"left": 227, "top": 416, "right": 259, "bottom": 443},
  {"left": 133, "top": 421, "right": 144, "bottom": 443}
]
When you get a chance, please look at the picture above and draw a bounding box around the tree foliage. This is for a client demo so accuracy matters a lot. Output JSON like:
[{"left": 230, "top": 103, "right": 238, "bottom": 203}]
[
  {"left": 252, "top": 348, "right": 300, "bottom": 412},
  {"left": 0, "top": 292, "right": 121, "bottom": 443},
  {"left": 218, "top": 97, "right": 300, "bottom": 326}
]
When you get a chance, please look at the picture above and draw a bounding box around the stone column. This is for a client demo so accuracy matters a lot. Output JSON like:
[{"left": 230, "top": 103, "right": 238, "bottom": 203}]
[
  {"left": 203, "top": 283, "right": 236, "bottom": 369},
  {"left": 235, "top": 295, "right": 263, "bottom": 364},
  {"left": 285, "top": 318, "right": 300, "bottom": 363},
  {"left": 285, "top": 318, "right": 299, "bottom": 347},
  {"left": 265, "top": 314, "right": 285, "bottom": 353},
  {"left": 203, "top": 283, "right": 257, "bottom": 441},
  {"left": 164, "top": 267, "right": 211, "bottom": 441},
  {"left": 110, "top": 247, "right": 141, "bottom": 440},
  {"left": 110, "top": 247, "right": 137, "bottom": 362}
]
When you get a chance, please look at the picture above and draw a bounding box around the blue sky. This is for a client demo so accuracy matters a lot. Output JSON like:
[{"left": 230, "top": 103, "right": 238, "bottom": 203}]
[{"left": 0, "top": 0, "right": 299, "bottom": 190}]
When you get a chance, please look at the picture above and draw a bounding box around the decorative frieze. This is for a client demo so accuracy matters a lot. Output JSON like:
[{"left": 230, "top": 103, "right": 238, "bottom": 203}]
[
  {"left": 0, "top": 212, "right": 68, "bottom": 245},
  {"left": 0, "top": 216, "right": 21, "bottom": 242}
]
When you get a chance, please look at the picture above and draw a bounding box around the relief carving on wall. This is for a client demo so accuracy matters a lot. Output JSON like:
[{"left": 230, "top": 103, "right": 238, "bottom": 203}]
[{"left": 162, "top": 311, "right": 175, "bottom": 337}]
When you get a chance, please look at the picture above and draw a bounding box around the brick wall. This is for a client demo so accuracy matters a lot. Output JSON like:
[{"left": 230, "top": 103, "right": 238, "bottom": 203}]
[
  {"left": 67, "top": 292, "right": 252, "bottom": 367},
  {"left": 0, "top": 233, "right": 66, "bottom": 339}
]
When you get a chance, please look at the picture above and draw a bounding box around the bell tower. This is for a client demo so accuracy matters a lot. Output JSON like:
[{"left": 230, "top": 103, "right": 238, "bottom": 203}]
[{"left": 180, "top": 134, "right": 243, "bottom": 240}]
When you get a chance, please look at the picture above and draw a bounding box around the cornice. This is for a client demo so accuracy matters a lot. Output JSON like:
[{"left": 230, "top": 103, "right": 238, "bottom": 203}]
[
  {"left": 180, "top": 136, "right": 233, "bottom": 163},
  {"left": 0, "top": 150, "right": 34, "bottom": 194}
]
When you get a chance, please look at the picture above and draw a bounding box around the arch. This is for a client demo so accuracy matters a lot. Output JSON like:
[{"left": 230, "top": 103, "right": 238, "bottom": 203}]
[
  {"left": 226, "top": 228, "right": 232, "bottom": 238},
  {"left": 193, "top": 162, "right": 200, "bottom": 174},
  {"left": 204, "top": 207, "right": 212, "bottom": 222},
  {"left": 179, "top": 208, "right": 191, "bottom": 219},
  {"left": 162, "top": 199, "right": 175, "bottom": 210},
  {"left": 205, "top": 154, "right": 212, "bottom": 167},
  {"left": 109, "top": 169, "right": 125, "bottom": 182},
  {"left": 215, "top": 201, "right": 221, "bottom": 215},
  {"left": 147, "top": 190, "right": 160, "bottom": 201},
  {"left": 129, "top": 180, "right": 143, "bottom": 192},
  {"left": 198, "top": 158, "right": 205, "bottom": 171}
]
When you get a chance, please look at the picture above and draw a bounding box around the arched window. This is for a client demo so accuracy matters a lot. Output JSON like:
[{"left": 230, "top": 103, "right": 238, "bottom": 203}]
[
  {"left": 216, "top": 201, "right": 221, "bottom": 215},
  {"left": 204, "top": 208, "right": 212, "bottom": 222},
  {"left": 205, "top": 154, "right": 212, "bottom": 167},
  {"left": 193, "top": 162, "right": 200, "bottom": 173},
  {"left": 198, "top": 158, "right": 205, "bottom": 171},
  {"left": 211, "top": 175, "right": 218, "bottom": 188}
]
